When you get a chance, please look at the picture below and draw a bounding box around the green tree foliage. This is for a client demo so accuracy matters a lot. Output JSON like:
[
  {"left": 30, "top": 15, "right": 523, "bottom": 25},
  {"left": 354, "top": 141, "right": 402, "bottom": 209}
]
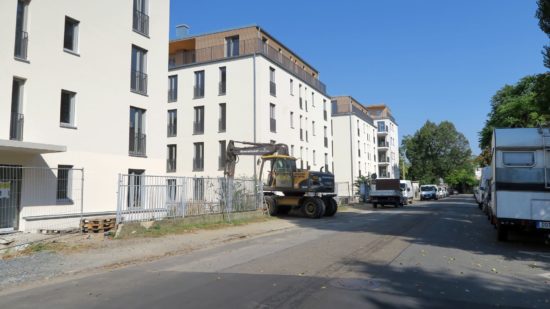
[
  {"left": 536, "top": 0, "right": 550, "bottom": 68},
  {"left": 403, "top": 121, "right": 472, "bottom": 185},
  {"left": 446, "top": 165, "right": 478, "bottom": 192},
  {"left": 398, "top": 147, "right": 411, "bottom": 180},
  {"left": 478, "top": 75, "right": 549, "bottom": 154}
]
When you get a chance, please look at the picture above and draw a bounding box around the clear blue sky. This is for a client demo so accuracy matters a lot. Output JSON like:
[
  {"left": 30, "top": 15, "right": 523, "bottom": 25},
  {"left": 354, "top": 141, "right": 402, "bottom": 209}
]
[{"left": 169, "top": 0, "right": 548, "bottom": 154}]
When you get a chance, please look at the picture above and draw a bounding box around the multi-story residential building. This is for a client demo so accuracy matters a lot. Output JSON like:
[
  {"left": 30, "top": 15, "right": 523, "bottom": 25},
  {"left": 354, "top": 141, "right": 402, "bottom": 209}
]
[
  {"left": 331, "top": 96, "right": 378, "bottom": 197},
  {"left": 167, "top": 25, "right": 333, "bottom": 179},
  {"left": 0, "top": 0, "right": 170, "bottom": 231},
  {"left": 366, "top": 104, "right": 400, "bottom": 179}
]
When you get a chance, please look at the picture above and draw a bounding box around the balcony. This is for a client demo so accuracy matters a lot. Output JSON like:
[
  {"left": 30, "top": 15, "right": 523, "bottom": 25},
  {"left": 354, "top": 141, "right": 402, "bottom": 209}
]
[
  {"left": 132, "top": 9, "right": 149, "bottom": 36},
  {"left": 219, "top": 118, "right": 226, "bottom": 133},
  {"left": 378, "top": 157, "right": 390, "bottom": 165},
  {"left": 377, "top": 126, "right": 389, "bottom": 135},
  {"left": 166, "top": 158, "right": 176, "bottom": 173},
  {"left": 129, "top": 133, "right": 146, "bottom": 157},
  {"left": 167, "top": 124, "right": 177, "bottom": 137},
  {"left": 168, "top": 89, "right": 177, "bottom": 102},
  {"left": 378, "top": 172, "right": 390, "bottom": 178},
  {"left": 193, "top": 158, "right": 204, "bottom": 171},
  {"left": 14, "top": 30, "right": 28, "bottom": 60},
  {"left": 270, "top": 81, "right": 276, "bottom": 96},
  {"left": 193, "top": 86, "right": 204, "bottom": 99},
  {"left": 193, "top": 122, "right": 204, "bottom": 135},
  {"left": 378, "top": 141, "right": 389, "bottom": 148},
  {"left": 270, "top": 118, "right": 276, "bottom": 133},
  {"left": 10, "top": 112, "right": 24, "bottom": 141},
  {"left": 131, "top": 70, "right": 148, "bottom": 95},
  {"left": 219, "top": 82, "right": 226, "bottom": 95},
  {"left": 169, "top": 38, "right": 327, "bottom": 95}
]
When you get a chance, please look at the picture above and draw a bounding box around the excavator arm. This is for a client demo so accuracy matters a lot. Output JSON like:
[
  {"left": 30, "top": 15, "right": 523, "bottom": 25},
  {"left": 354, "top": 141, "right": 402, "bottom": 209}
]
[{"left": 224, "top": 140, "right": 289, "bottom": 178}]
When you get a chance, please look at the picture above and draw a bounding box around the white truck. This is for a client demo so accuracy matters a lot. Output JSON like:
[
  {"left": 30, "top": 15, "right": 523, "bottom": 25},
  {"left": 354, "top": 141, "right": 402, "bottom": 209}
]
[
  {"left": 369, "top": 179, "right": 404, "bottom": 208},
  {"left": 489, "top": 128, "right": 550, "bottom": 241},
  {"left": 400, "top": 180, "right": 414, "bottom": 205}
]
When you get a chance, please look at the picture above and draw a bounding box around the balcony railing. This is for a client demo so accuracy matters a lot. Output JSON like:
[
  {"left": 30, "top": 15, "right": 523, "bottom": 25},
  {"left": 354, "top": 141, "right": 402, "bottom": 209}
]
[
  {"left": 10, "top": 112, "right": 24, "bottom": 141},
  {"left": 131, "top": 70, "right": 148, "bottom": 95},
  {"left": 378, "top": 126, "right": 389, "bottom": 133},
  {"left": 132, "top": 10, "right": 149, "bottom": 36},
  {"left": 270, "top": 81, "right": 276, "bottom": 96},
  {"left": 270, "top": 118, "right": 276, "bottom": 133},
  {"left": 14, "top": 30, "right": 28, "bottom": 60},
  {"left": 378, "top": 172, "right": 390, "bottom": 178},
  {"left": 219, "top": 81, "right": 226, "bottom": 95},
  {"left": 168, "top": 89, "right": 177, "bottom": 102},
  {"left": 378, "top": 141, "right": 389, "bottom": 148},
  {"left": 219, "top": 118, "right": 226, "bottom": 132},
  {"left": 193, "top": 122, "right": 204, "bottom": 134},
  {"left": 324, "top": 137, "right": 328, "bottom": 148},
  {"left": 129, "top": 133, "right": 146, "bottom": 156},
  {"left": 169, "top": 38, "right": 327, "bottom": 95},
  {"left": 193, "top": 158, "right": 204, "bottom": 171},
  {"left": 166, "top": 159, "right": 176, "bottom": 173},
  {"left": 194, "top": 86, "right": 204, "bottom": 99},
  {"left": 379, "top": 157, "right": 390, "bottom": 163},
  {"left": 167, "top": 124, "right": 177, "bottom": 137}
]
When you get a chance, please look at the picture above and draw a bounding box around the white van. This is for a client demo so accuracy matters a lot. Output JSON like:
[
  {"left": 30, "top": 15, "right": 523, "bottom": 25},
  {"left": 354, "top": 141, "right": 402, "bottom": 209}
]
[{"left": 400, "top": 180, "right": 413, "bottom": 205}]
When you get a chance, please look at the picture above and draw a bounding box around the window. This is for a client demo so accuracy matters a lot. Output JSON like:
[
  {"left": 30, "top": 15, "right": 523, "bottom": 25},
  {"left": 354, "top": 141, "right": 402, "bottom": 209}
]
[
  {"left": 63, "top": 17, "right": 79, "bottom": 53},
  {"left": 167, "top": 109, "right": 177, "bottom": 137},
  {"left": 219, "top": 67, "right": 226, "bottom": 95},
  {"left": 270, "top": 103, "right": 276, "bottom": 133},
  {"left": 127, "top": 169, "right": 144, "bottom": 208},
  {"left": 167, "top": 145, "right": 177, "bottom": 172},
  {"left": 323, "top": 100, "right": 327, "bottom": 121},
  {"left": 324, "top": 126, "right": 328, "bottom": 147},
  {"left": 311, "top": 92, "right": 315, "bottom": 107},
  {"left": 312, "top": 121, "right": 316, "bottom": 136},
  {"left": 56, "top": 165, "right": 73, "bottom": 202},
  {"left": 132, "top": 0, "right": 149, "bottom": 36},
  {"left": 305, "top": 117, "right": 308, "bottom": 142},
  {"left": 358, "top": 141, "right": 361, "bottom": 157},
  {"left": 219, "top": 103, "right": 226, "bottom": 132},
  {"left": 193, "top": 106, "right": 204, "bottom": 134},
  {"left": 324, "top": 153, "right": 329, "bottom": 172},
  {"left": 193, "top": 142, "right": 204, "bottom": 171},
  {"left": 291, "top": 145, "right": 294, "bottom": 156},
  {"left": 290, "top": 112, "right": 294, "bottom": 128},
  {"left": 194, "top": 70, "right": 205, "bottom": 98},
  {"left": 219, "top": 140, "right": 226, "bottom": 170},
  {"left": 167, "top": 179, "right": 177, "bottom": 202},
  {"left": 269, "top": 67, "right": 276, "bottom": 96},
  {"left": 305, "top": 87, "right": 308, "bottom": 112},
  {"left": 300, "top": 115, "right": 303, "bottom": 140},
  {"left": 194, "top": 178, "right": 204, "bottom": 200},
  {"left": 131, "top": 45, "right": 148, "bottom": 94},
  {"left": 503, "top": 152, "right": 535, "bottom": 167},
  {"left": 225, "top": 36, "right": 239, "bottom": 57},
  {"left": 299, "top": 84, "right": 303, "bottom": 109},
  {"left": 168, "top": 75, "right": 177, "bottom": 102},
  {"left": 129, "top": 107, "right": 146, "bottom": 156},
  {"left": 60, "top": 90, "right": 76, "bottom": 127},
  {"left": 10, "top": 78, "right": 25, "bottom": 141},
  {"left": 313, "top": 150, "right": 316, "bottom": 166},
  {"left": 14, "top": 0, "right": 29, "bottom": 60},
  {"left": 357, "top": 120, "right": 360, "bottom": 136},
  {"left": 290, "top": 79, "right": 294, "bottom": 95}
]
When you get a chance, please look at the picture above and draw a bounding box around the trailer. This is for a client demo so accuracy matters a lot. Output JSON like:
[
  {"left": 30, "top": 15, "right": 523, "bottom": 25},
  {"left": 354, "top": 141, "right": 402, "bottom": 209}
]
[
  {"left": 369, "top": 179, "right": 404, "bottom": 208},
  {"left": 490, "top": 128, "right": 550, "bottom": 241}
]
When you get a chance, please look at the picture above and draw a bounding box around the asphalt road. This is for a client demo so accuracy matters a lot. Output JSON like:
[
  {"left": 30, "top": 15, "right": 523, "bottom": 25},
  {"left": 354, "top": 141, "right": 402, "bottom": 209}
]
[{"left": 1, "top": 195, "right": 550, "bottom": 309}]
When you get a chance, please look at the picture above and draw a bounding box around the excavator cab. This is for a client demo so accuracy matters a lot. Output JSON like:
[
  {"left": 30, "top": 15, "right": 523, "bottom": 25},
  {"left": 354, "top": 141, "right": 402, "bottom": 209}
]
[{"left": 260, "top": 155, "right": 296, "bottom": 190}]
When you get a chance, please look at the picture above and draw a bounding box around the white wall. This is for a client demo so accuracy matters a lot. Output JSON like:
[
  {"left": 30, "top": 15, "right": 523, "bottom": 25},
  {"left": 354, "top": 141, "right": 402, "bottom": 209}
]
[{"left": 0, "top": 0, "right": 170, "bottom": 231}]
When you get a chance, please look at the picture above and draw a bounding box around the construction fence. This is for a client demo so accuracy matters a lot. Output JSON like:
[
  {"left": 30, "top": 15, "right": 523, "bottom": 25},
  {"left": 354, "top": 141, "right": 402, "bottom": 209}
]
[
  {"left": 116, "top": 174, "right": 264, "bottom": 224},
  {"left": 0, "top": 166, "right": 84, "bottom": 233}
]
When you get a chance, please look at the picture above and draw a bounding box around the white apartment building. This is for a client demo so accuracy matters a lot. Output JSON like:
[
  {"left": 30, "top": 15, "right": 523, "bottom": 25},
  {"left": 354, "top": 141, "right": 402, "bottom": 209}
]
[
  {"left": 166, "top": 26, "right": 333, "bottom": 180},
  {"left": 366, "top": 104, "right": 400, "bottom": 179},
  {"left": 0, "top": 0, "right": 170, "bottom": 232},
  {"left": 331, "top": 96, "right": 378, "bottom": 197}
]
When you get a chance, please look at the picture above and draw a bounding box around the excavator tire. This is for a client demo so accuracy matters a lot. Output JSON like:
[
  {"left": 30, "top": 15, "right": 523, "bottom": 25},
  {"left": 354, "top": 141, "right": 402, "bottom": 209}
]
[
  {"left": 265, "top": 196, "right": 278, "bottom": 216},
  {"left": 302, "top": 197, "right": 325, "bottom": 219},
  {"left": 322, "top": 197, "right": 338, "bottom": 217}
]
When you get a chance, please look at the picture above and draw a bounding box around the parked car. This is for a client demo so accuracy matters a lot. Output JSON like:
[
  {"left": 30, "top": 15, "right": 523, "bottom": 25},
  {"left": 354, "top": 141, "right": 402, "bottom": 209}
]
[{"left": 420, "top": 185, "right": 438, "bottom": 200}]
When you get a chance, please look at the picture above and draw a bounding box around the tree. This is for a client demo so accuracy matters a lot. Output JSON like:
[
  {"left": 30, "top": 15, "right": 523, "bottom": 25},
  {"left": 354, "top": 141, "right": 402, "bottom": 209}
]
[
  {"left": 403, "top": 121, "right": 472, "bottom": 185},
  {"left": 536, "top": 0, "right": 550, "bottom": 68},
  {"left": 478, "top": 75, "right": 549, "bottom": 161}
]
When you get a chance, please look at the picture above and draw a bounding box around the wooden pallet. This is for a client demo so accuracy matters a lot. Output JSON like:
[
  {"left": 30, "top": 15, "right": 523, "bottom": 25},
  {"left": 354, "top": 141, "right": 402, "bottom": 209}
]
[{"left": 81, "top": 216, "right": 116, "bottom": 233}]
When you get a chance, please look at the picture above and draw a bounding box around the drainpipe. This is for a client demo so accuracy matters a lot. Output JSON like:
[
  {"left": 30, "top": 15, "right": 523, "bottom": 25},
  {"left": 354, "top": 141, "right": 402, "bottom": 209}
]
[{"left": 348, "top": 98, "right": 354, "bottom": 197}]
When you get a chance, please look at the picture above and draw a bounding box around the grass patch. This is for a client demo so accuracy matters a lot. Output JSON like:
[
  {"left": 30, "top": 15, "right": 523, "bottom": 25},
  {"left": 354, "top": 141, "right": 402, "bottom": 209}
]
[
  {"left": 2, "top": 241, "right": 84, "bottom": 260},
  {"left": 117, "top": 214, "right": 274, "bottom": 239}
]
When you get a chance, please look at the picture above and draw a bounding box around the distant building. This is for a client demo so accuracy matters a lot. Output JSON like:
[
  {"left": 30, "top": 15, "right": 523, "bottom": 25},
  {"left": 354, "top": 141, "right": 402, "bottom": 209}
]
[
  {"left": 331, "top": 96, "right": 378, "bottom": 197},
  {"left": 366, "top": 104, "right": 400, "bottom": 179},
  {"left": 167, "top": 25, "right": 333, "bottom": 178}
]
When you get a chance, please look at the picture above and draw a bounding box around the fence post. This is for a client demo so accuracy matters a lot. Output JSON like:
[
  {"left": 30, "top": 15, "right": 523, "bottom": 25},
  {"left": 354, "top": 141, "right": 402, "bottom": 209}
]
[
  {"left": 116, "top": 173, "right": 122, "bottom": 224},
  {"left": 225, "top": 177, "right": 233, "bottom": 222},
  {"left": 80, "top": 168, "right": 85, "bottom": 234}
]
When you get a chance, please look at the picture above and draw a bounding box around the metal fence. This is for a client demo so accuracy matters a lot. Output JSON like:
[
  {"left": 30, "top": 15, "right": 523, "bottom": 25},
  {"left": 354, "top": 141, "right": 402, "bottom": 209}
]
[
  {"left": 0, "top": 166, "right": 84, "bottom": 233},
  {"left": 116, "top": 175, "right": 264, "bottom": 224}
]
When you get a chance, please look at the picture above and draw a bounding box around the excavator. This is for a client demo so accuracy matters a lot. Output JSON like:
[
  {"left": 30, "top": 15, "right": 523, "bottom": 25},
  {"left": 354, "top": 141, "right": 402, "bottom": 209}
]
[{"left": 225, "top": 140, "right": 337, "bottom": 218}]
